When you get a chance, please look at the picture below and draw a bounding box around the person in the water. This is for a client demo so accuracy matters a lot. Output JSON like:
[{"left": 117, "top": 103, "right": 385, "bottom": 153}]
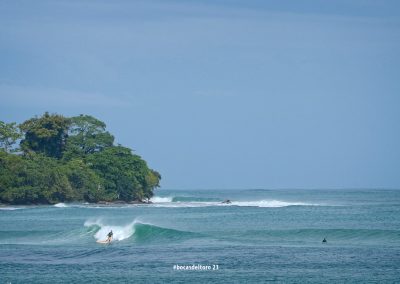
[
  {"left": 322, "top": 237, "right": 327, "bottom": 243},
  {"left": 106, "top": 230, "right": 113, "bottom": 243}
]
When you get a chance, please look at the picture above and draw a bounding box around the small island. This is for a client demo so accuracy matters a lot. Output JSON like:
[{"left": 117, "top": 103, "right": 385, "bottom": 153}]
[{"left": 0, "top": 112, "right": 161, "bottom": 205}]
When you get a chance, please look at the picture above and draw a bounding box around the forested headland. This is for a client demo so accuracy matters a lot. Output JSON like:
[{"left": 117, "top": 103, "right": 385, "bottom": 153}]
[{"left": 0, "top": 113, "right": 161, "bottom": 205}]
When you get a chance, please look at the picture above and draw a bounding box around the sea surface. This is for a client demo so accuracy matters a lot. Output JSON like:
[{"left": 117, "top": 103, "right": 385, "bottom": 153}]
[{"left": 1, "top": 189, "right": 400, "bottom": 283}]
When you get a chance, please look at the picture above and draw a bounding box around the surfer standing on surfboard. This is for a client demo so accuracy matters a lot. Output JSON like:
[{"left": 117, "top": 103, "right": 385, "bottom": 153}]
[{"left": 106, "top": 230, "right": 113, "bottom": 243}]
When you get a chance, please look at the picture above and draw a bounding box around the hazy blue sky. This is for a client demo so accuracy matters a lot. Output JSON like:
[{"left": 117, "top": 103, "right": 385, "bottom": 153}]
[{"left": 1, "top": 0, "right": 399, "bottom": 189}]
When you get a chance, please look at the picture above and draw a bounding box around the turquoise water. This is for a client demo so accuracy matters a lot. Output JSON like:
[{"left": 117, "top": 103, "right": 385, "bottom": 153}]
[{"left": 1, "top": 189, "right": 400, "bottom": 283}]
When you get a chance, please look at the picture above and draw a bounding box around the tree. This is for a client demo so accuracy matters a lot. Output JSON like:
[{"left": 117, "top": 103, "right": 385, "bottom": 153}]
[
  {"left": 0, "top": 152, "right": 74, "bottom": 204},
  {"left": 19, "top": 112, "right": 70, "bottom": 159},
  {"left": 144, "top": 170, "right": 161, "bottom": 199},
  {"left": 86, "top": 146, "right": 160, "bottom": 202},
  {"left": 0, "top": 121, "right": 21, "bottom": 152},
  {"left": 0, "top": 113, "right": 161, "bottom": 204},
  {"left": 64, "top": 115, "right": 114, "bottom": 159},
  {"left": 62, "top": 159, "right": 107, "bottom": 202}
]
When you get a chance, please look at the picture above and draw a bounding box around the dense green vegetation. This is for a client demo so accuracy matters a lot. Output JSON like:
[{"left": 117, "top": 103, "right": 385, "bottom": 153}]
[{"left": 0, "top": 113, "right": 161, "bottom": 204}]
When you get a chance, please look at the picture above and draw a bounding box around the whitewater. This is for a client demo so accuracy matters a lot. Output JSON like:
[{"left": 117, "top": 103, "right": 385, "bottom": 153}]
[
  {"left": 149, "top": 196, "right": 320, "bottom": 208},
  {"left": 1, "top": 189, "right": 400, "bottom": 283}
]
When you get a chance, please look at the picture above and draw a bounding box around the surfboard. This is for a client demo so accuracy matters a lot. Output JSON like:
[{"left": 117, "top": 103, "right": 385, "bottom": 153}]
[{"left": 96, "top": 240, "right": 111, "bottom": 244}]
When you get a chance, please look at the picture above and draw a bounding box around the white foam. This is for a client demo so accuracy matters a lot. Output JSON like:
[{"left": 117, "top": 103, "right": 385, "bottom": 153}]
[
  {"left": 84, "top": 219, "right": 135, "bottom": 241},
  {"left": 150, "top": 196, "right": 173, "bottom": 203},
  {"left": 78, "top": 198, "right": 319, "bottom": 209},
  {"left": 149, "top": 200, "right": 317, "bottom": 208},
  {"left": 150, "top": 201, "right": 217, "bottom": 208},
  {"left": 54, "top": 203, "right": 68, "bottom": 208},
  {"left": 231, "top": 200, "right": 314, "bottom": 207},
  {"left": 0, "top": 207, "right": 23, "bottom": 210}
]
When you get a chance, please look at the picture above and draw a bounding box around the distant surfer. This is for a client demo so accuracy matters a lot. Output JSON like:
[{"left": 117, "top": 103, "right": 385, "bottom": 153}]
[
  {"left": 222, "top": 199, "right": 231, "bottom": 204},
  {"left": 106, "top": 230, "right": 113, "bottom": 243},
  {"left": 322, "top": 237, "right": 327, "bottom": 243}
]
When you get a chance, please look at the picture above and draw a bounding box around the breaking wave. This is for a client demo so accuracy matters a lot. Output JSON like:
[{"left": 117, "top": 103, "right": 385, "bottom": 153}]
[
  {"left": 149, "top": 196, "right": 319, "bottom": 208},
  {"left": 0, "top": 207, "right": 24, "bottom": 210},
  {"left": 83, "top": 219, "right": 200, "bottom": 243},
  {"left": 84, "top": 219, "right": 135, "bottom": 241},
  {"left": 231, "top": 200, "right": 314, "bottom": 207},
  {"left": 150, "top": 196, "right": 173, "bottom": 203},
  {"left": 0, "top": 220, "right": 201, "bottom": 245}
]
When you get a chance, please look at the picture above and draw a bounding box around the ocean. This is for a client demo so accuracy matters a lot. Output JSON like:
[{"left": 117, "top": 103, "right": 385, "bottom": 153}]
[{"left": 1, "top": 189, "right": 399, "bottom": 283}]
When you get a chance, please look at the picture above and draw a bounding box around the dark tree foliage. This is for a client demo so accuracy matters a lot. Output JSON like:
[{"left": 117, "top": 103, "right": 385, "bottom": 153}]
[
  {"left": 0, "top": 113, "right": 161, "bottom": 205},
  {"left": 64, "top": 115, "right": 114, "bottom": 159},
  {"left": 0, "top": 121, "right": 21, "bottom": 153},
  {"left": 87, "top": 146, "right": 158, "bottom": 202},
  {"left": 19, "top": 112, "right": 70, "bottom": 159},
  {"left": 0, "top": 152, "right": 74, "bottom": 204}
]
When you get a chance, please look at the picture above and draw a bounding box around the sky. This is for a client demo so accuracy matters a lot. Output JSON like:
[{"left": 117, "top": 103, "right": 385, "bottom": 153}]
[{"left": 0, "top": 0, "right": 399, "bottom": 189}]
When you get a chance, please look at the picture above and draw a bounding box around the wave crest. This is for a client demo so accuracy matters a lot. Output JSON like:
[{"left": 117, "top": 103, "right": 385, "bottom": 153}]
[
  {"left": 150, "top": 196, "right": 173, "bottom": 203},
  {"left": 149, "top": 196, "right": 318, "bottom": 208},
  {"left": 54, "top": 203, "right": 68, "bottom": 208},
  {"left": 231, "top": 200, "right": 315, "bottom": 207},
  {"left": 84, "top": 219, "right": 135, "bottom": 241},
  {"left": 84, "top": 220, "right": 199, "bottom": 243}
]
